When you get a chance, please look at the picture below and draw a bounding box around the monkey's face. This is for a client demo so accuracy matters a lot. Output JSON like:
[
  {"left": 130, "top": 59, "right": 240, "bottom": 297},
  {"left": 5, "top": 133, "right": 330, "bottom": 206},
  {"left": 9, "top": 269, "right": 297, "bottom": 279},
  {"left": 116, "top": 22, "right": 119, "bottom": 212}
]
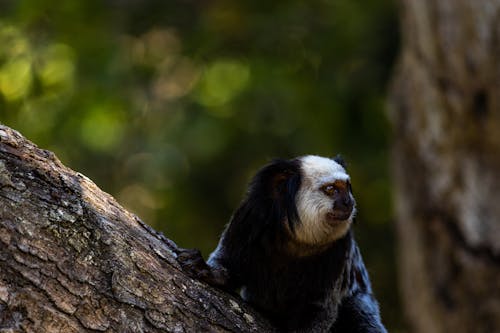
[{"left": 294, "top": 156, "right": 356, "bottom": 246}]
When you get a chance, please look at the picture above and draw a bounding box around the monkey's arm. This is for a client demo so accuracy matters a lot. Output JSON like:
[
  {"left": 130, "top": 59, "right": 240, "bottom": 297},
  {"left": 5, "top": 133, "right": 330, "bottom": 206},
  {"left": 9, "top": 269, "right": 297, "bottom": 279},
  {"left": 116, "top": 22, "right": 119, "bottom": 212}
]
[
  {"left": 331, "top": 246, "right": 387, "bottom": 333},
  {"left": 176, "top": 239, "right": 242, "bottom": 292},
  {"left": 332, "top": 292, "right": 387, "bottom": 333}
]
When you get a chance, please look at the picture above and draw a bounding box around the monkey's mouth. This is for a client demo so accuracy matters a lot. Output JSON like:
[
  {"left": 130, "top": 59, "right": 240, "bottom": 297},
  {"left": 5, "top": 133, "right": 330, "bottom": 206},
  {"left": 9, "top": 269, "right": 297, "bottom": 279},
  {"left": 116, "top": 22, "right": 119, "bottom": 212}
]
[{"left": 326, "top": 209, "right": 352, "bottom": 224}]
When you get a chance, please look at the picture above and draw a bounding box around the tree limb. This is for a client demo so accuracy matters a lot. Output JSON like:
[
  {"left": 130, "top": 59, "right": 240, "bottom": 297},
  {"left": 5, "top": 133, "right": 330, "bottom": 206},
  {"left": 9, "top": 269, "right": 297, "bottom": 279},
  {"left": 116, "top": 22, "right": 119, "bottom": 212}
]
[{"left": 0, "top": 124, "right": 273, "bottom": 332}]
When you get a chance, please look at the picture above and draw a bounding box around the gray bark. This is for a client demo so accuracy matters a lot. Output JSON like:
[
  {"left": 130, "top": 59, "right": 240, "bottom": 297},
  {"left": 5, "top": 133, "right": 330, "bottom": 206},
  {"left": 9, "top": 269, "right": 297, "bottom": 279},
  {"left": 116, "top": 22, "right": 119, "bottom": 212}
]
[
  {"left": 389, "top": 0, "right": 500, "bottom": 332},
  {"left": 0, "top": 124, "right": 272, "bottom": 332}
]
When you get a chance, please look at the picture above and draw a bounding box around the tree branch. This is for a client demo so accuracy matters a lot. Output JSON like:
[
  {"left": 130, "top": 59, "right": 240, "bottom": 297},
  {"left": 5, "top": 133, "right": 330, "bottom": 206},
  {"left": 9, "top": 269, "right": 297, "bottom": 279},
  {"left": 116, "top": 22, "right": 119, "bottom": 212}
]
[{"left": 0, "top": 124, "right": 273, "bottom": 332}]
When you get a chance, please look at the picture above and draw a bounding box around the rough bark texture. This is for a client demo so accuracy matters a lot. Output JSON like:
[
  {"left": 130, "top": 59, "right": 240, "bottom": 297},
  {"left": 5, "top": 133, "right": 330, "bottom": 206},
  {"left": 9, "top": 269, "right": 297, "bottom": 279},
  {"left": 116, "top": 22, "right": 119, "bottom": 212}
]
[
  {"left": 0, "top": 124, "right": 273, "bottom": 332},
  {"left": 389, "top": 1, "right": 500, "bottom": 332}
]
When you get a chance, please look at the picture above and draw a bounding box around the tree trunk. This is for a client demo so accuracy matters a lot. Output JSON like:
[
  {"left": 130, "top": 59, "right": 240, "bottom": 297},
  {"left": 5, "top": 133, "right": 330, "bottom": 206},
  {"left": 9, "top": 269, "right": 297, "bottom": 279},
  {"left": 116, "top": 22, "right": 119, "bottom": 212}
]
[
  {"left": 0, "top": 125, "right": 272, "bottom": 332},
  {"left": 389, "top": 1, "right": 500, "bottom": 332}
]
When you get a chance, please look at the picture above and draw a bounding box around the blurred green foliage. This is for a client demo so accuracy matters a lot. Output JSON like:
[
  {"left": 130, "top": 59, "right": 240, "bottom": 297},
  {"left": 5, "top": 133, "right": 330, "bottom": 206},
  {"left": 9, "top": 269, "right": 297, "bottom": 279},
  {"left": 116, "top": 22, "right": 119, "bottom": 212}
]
[{"left": 0, "top": 0, "right": 401, "bottom": 330}]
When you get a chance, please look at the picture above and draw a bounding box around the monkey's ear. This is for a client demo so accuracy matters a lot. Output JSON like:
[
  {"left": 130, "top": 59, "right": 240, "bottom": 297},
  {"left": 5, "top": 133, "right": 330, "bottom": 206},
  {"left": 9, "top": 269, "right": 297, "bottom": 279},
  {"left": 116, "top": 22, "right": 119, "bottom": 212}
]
[
  {"left": 249, "top": 158, "right": 301, "bottom": 207},
  {"left": 333, "top": 154, "right": 347, "bottom": 169},
  {"left": 263, "top": 159, "right": 301, "bottom": 198}
]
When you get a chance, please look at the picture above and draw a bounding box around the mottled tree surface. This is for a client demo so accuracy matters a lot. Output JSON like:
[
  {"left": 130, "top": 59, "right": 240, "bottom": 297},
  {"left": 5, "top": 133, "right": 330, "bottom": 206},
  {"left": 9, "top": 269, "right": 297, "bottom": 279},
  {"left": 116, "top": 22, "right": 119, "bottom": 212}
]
[
  {"left": 0, "top": 125, "right": 272, "bottom": 332},
  {"left": 390, "top": 0, "right": 500, "bottom": 332}
]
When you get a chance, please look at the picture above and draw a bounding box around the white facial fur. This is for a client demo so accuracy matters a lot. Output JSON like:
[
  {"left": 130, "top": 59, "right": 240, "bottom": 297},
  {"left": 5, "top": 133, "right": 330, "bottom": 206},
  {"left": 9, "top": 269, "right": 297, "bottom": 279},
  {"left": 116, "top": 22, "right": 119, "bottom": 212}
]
[{"left": 294, "top": 155, "right": 356, "bottom": 246}]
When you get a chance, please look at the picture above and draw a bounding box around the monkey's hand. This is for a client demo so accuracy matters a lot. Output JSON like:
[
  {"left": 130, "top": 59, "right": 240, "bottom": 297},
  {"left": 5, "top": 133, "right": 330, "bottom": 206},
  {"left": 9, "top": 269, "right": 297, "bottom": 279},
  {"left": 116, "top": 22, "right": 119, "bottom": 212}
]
[
  {"left": 176, "top": 248, "right": 231, "bottom": 288},
  {"left": 177, "top": 248, "right": 211, "bottom": 279}
]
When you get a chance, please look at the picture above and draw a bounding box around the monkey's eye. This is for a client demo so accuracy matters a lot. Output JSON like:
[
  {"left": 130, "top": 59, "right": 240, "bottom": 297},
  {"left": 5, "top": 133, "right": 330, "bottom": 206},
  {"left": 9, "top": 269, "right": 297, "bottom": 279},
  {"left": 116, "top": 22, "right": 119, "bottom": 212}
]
[{"left": 321, "top": 184, "right": 337, "bottom": 196}]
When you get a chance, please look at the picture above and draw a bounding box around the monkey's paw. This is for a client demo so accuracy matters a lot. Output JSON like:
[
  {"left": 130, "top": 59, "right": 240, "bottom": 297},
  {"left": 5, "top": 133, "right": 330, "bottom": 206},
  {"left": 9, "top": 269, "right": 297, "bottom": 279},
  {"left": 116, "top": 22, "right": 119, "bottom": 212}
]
[{"left": 176, "top": 248, "right": 212, "bottom": 280}]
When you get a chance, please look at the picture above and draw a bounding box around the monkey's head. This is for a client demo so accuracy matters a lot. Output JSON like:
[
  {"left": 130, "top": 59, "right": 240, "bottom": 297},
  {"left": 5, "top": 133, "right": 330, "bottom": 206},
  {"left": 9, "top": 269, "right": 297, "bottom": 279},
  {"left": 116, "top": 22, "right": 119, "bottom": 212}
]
[
  {"left": 239, "top": 155, "right": 356, "bottom": 255},
  {"left": 294, "top": 155, "right": 355, "bottom": 247}
]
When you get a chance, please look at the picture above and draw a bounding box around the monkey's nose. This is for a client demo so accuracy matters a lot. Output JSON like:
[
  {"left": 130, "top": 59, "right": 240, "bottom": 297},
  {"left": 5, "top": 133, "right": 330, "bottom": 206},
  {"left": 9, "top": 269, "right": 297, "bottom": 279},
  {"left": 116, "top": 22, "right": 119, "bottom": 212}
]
[{"left": 334, "top": 195, "right": 354, "bottom": 215}]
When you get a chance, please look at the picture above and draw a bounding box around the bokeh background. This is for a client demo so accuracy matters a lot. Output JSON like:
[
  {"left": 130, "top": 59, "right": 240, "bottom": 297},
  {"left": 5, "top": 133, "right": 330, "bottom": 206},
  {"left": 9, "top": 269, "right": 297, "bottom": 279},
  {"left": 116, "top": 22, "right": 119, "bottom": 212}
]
[{"left": 0, "top": 0, "right": 401, "bottom": 330}]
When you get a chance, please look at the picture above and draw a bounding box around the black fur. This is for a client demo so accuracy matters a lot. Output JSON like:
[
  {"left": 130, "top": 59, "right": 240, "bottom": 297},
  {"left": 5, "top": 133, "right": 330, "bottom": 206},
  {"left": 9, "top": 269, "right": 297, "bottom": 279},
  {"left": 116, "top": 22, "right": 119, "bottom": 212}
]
[
  {"left": 177, "top": 157, "right": 387, "bottom": 332},
  {"left": 333, "top": 154, "right": 347, "bottom": 169}
]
